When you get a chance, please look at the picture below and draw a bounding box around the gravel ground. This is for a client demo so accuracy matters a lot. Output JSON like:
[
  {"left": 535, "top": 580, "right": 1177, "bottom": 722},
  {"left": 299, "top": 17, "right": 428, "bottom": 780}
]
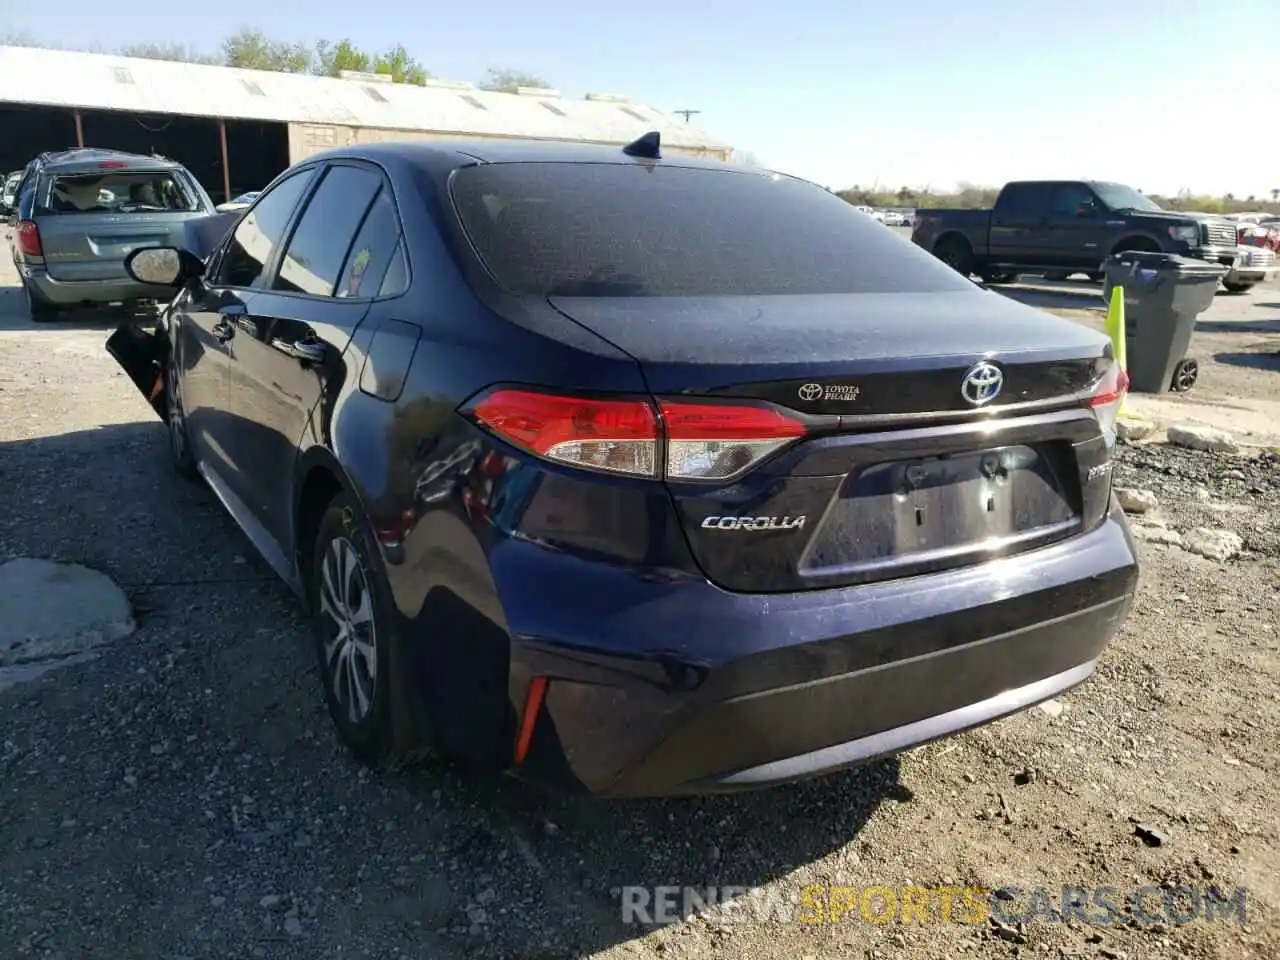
[{"left": 0, "top": 260, "right": 1277, "bottom": 960}]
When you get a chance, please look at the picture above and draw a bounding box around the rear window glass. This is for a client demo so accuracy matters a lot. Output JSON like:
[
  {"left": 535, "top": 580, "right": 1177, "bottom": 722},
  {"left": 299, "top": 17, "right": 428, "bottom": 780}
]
[
  {"left": 39, "top": 170, "right": 199, "bottom": 215},
  {"left": 449, "top": 163, "right": 973, "bottom": 297}
]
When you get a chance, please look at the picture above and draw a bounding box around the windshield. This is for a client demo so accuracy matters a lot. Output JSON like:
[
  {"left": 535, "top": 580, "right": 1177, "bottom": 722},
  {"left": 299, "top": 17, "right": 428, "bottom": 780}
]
[
  {"left": 39, "top": 169, "right": 200, "bottom": 215},
  {"left": 450, "top": 163, "right": 975, "bottom": 297},
  {"left": 1092, "top": 182, "right": 1163, "bottom": 213}
]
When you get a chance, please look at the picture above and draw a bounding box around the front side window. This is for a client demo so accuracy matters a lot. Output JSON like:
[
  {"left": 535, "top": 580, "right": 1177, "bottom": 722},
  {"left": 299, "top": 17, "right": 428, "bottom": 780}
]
[{"left": 214, "top": 169, "right": 316, "bottom": 289}]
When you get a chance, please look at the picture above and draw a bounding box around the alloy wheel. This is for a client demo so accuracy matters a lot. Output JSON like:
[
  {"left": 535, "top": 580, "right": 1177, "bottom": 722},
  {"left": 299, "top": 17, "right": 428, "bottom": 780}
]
[{"left": 318, "top": 536, "right": 378, "bottom": 723}]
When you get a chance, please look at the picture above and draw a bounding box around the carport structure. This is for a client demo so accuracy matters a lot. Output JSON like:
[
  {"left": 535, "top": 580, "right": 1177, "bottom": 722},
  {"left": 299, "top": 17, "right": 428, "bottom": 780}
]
[{"left": 0, "top": 45, "right": 733, "bottom": 202}]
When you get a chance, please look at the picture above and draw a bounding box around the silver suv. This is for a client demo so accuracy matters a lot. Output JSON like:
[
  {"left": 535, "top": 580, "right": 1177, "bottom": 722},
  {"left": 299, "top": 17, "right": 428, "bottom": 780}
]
[{"left": 7, "top": 148, "right": 215, "bottom": 321}]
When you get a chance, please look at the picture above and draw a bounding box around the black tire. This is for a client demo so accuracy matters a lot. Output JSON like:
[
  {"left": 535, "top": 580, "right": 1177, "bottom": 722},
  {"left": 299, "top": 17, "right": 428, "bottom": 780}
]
[
  {"left": 165, "top": 349, "right": 200, "bottom": 481},
  {"left": 1043, "top": 272, "right": 1071, "bottom": 282},
  {"left": 1171, "top": 359, "right": 1198, "bottom": 393},
  {"left": 1222, "top": 280, "right": 1255, "bottom": 294},
  {"left": 1087, "top": 272, "right": 1104, "bottom": 283},
  {"left": 23, "top": 282, "right": 59, "bottom": 323},
  {"left": 309, "top": 492, "right": 437, "bottom": 769},
  {"left": 933, "top": 236, "right": 975, "bottom": 278}
]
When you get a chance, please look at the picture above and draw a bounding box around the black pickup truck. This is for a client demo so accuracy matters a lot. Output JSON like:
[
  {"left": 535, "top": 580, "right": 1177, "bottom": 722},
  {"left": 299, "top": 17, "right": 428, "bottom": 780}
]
[{"left": 911, "top": 179, "right": 1243, "bottom": 288}]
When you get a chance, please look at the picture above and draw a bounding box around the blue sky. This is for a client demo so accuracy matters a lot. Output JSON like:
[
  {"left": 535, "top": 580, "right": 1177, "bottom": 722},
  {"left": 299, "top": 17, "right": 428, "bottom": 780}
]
[{"left": 4, "top": 0, "right": 1278, "bottom": 197}]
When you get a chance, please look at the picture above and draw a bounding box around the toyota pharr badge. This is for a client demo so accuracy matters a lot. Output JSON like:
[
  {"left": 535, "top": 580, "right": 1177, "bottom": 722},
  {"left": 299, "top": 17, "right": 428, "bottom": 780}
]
[{"left": 798, "top": 383, "right": 861, "bottom": 402}]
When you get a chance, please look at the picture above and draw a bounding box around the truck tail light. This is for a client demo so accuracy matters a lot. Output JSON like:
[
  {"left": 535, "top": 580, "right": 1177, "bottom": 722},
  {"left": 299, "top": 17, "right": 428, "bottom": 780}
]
[
  {"left": 16, "top": 220, "right": 42, "bottom": 258},
  {"left": 467, "top": 389, "right": 808, "bottom": 481}
]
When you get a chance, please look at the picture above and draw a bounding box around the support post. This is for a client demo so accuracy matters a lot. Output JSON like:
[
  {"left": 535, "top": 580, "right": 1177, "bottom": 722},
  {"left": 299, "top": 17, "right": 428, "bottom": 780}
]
[
  {"left": 74, "top": 109, "right": 84, "bottom": 147},
  {"left": 218, "top": 118, "right": 231, "bottom": 203}
]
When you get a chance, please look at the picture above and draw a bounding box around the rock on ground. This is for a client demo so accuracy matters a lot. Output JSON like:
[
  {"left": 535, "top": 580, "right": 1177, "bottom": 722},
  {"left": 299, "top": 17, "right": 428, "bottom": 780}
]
[
  {"left": 1114, "top": 487, "right": 1158, "bottom": 514},
  {"left": 1116, "top": 418, "right": 1157, "bottom": 443},
  {"left": 0, "top": 558, "right": 136, "bottom": 666},
  {"left": 1130, "top": 525, "right": 1184, "bottom": 547},
  {"left": 1165, "top": 423, "right": 1240, "bottom": 454},
  {"left": 1182, "top": 528, "right": 1244, "bottom": 562}
]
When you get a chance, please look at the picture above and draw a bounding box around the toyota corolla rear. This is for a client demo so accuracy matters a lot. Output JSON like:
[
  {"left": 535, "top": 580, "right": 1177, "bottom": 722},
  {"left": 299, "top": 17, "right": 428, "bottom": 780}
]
[{"left": 434, "top": 156, "right": 1138, "bottom": 797}]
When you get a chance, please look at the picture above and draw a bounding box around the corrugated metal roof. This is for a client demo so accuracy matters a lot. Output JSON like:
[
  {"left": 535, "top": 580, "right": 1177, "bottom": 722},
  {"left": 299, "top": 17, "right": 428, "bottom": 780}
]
[{"left": 0, "top": 46, "right": 729, "bottom": 151}]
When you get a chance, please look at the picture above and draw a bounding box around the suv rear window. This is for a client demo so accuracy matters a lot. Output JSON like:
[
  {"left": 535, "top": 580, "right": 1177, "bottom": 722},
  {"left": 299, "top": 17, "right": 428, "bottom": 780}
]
[
  {"left": 449, "top": 163, "right": 973, "bottom": 297},
  {"left": 39, "top": 170, "right": 200, "bottom": 215}
]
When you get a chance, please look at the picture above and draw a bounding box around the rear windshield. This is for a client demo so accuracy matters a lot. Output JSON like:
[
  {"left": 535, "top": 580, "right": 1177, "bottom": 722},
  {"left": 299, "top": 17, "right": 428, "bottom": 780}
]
[
  {"left": 38, "top": 169, "right": 200, "bottom": 215},
  {"left": 449, "top": 163, "right": 973, "bottom": 297}
]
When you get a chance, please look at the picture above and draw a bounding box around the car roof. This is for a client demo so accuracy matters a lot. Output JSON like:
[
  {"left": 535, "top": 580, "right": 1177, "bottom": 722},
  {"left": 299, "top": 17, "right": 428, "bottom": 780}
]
[
  {"left": 36, "top": 148, "right": 186, "bottom": 173},
  {"left": 299, "top": 136, "right": 754, "bottom": 177}
]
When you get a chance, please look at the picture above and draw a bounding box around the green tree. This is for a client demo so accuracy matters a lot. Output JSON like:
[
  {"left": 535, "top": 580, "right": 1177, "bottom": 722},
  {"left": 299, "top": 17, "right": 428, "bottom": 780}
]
[
  {"left": 478, "top": 68, "right": 550, "bottom": 92},
  {"left": 118, "top": 42, "right": 219, "bottom": 64},
  {"left": 312, "top": 39, "right": 371, "bottom": 77},
  {"left": 372, "top": 44, "right": 429, "bottom": 85},
  {"left": 221, "top": 28, "right": 311, "bottom": 73}
]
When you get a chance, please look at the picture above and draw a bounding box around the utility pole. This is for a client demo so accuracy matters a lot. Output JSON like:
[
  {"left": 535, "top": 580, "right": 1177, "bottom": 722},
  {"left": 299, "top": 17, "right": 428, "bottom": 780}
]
[{"left": 674, "top": 109, "right": 701, "bottom": 123}]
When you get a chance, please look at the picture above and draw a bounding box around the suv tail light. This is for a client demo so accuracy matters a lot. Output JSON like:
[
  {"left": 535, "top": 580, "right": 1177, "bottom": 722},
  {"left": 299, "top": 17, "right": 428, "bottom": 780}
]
[
  {"left": 468, "top": 389, "right": 808, "bottom": 481},
  {"left": 16, "top": 220, "right": 42, "bottom": 258},
  {"left": 1087, "top": 362, "right": 1129, "bottom": 435}
]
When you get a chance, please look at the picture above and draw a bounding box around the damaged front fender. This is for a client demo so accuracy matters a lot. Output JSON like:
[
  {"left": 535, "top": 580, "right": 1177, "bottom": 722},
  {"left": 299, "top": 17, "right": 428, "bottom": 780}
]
[{"left": 106, "top": 321, "right": 169, "bottom": 421}]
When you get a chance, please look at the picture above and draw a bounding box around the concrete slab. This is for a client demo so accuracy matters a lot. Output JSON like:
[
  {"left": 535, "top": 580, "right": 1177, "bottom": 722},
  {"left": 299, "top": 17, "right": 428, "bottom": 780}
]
[{"left": 0, "top": 558, "right": 136, "bottom": 666}]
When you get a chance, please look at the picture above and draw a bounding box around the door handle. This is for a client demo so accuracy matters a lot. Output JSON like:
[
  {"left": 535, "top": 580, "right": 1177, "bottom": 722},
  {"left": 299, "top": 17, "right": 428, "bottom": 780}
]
[
  {"left": 271, "top": 338, "right": 326, "bottom": 364},
  {"left": 212, "top": 319, "right": 235, "bottom": 342}
]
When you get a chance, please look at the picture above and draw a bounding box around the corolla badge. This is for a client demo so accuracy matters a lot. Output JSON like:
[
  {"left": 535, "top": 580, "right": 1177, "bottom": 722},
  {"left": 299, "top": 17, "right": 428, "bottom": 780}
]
[
  {"left": 701, "top": 515, "right": 807, "bottom": 531},
  {"left": 960, "top": 361, "right": 1003, "bottom": 406}
]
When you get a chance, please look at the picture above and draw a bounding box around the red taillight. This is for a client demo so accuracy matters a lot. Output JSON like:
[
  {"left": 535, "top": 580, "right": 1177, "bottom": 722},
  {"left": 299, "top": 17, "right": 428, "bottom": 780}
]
[
  {"left": 1088, "top": 364, "right": 1129, "bottom": 434},
  {"left": 660, "top": 399, "right": 806, "bottom": 480},
  {"left": 472, "top": 389, "right": 659, "bottom": 477},
  {"left": 99, "top": 161, "right": 128, "bottom": 169},
  {"left": 469, "top": 388, "right": 808, "bottom": 481},
  {"left": 16, "top": 220, "right": 42, "bottom": 258}
]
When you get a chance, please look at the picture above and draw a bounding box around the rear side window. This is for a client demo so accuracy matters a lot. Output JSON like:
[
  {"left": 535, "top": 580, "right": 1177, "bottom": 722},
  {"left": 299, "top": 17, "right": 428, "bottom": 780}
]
[
  {"left": 993, "top": 183, "right": 1048, "bottom": 217},
  {"left": 39, "top": 169, "right": 199, "bottom": 215},
  {"left": 274, "top": 164, "right": 382, "bottom": 297},
  {"left": 449, "top": 163, "right": 974, "bottom": 297},
  {"left": 336, "top": 188, "right": 404, "bottom": 299},
  {"left": 216, "top": 169, "right": 316, "bottom": 289}
]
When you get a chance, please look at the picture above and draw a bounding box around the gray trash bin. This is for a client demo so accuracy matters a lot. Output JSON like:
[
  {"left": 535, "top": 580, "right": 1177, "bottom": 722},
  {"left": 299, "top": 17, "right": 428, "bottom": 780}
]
[{"left": 1101, "top": 251, "right": 1226, "bottom": 394}]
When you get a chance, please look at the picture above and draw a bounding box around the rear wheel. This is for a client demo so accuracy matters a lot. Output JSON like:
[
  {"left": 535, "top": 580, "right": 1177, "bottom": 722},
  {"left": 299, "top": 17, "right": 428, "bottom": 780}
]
[
  {"left": 23, "top": 282, "right": 59, "bottom": 323},
  {"left": 933, "top": 236, "right": 975, "bottom": 278},
  {"left": 309, "top": 492, "right": 438, "bottom": 769},
  {"left": 1222, "top": 280, "right": 1255, "bottom": 294}
]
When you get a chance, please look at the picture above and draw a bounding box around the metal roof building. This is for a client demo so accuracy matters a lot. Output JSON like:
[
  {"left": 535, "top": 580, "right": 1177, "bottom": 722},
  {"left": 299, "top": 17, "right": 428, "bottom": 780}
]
[{"left": 0, "top": 45, "right": 732, "bottom": 163}]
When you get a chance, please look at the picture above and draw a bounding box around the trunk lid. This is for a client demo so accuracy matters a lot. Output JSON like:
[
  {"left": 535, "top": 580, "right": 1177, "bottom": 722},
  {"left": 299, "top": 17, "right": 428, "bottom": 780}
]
[{"left": 549, "top": 289, "right": 1116, "bottom": 593}]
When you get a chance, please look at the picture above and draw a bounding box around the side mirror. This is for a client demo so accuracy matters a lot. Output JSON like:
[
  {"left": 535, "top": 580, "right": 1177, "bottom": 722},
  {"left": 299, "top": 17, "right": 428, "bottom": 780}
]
[{"left": 125, "top": 246, "right": 204, "bottom": 287}]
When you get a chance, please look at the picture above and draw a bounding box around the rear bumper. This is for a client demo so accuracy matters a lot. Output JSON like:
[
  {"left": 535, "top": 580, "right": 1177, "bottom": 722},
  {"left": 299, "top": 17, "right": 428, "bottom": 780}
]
[
  {"left": 22, "top": 267, "right": 175, "bottom": 307},
  {"left": 507, "top": 502, "right": 1139, "bottom": 797}
]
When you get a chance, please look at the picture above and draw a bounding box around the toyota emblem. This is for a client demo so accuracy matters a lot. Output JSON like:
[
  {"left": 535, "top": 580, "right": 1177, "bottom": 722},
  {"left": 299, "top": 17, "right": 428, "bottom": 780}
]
[
  {"left": 798, "top": 383, "right": 823, "bottom": 401},
  {"left": 960, "top": 361, "right": 1003, "bottom": 406}
]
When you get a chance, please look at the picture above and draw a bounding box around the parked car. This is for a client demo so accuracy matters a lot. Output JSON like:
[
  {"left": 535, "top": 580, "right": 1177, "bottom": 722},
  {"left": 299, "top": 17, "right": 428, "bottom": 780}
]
[
  {"left": 216, "top": 190, "right": 262, "bottom": 213},
  {"left": 911, "top": 180, "right": 1241, "bottom": 286},
  {"left": 6, "top": 147, "right": 216, "bottom": 322},
  {"left": 1223, "top": 219, "right": 1279, "bottom": 293},
  {"left": 1, "top": 169, "right": 21, "bottom": 212},
  {"left": 881, "top": 210, "right": 909, "bottom": 227},
  {"left": 109, "top": 135, "right": 1138, "bottom": 797}
]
